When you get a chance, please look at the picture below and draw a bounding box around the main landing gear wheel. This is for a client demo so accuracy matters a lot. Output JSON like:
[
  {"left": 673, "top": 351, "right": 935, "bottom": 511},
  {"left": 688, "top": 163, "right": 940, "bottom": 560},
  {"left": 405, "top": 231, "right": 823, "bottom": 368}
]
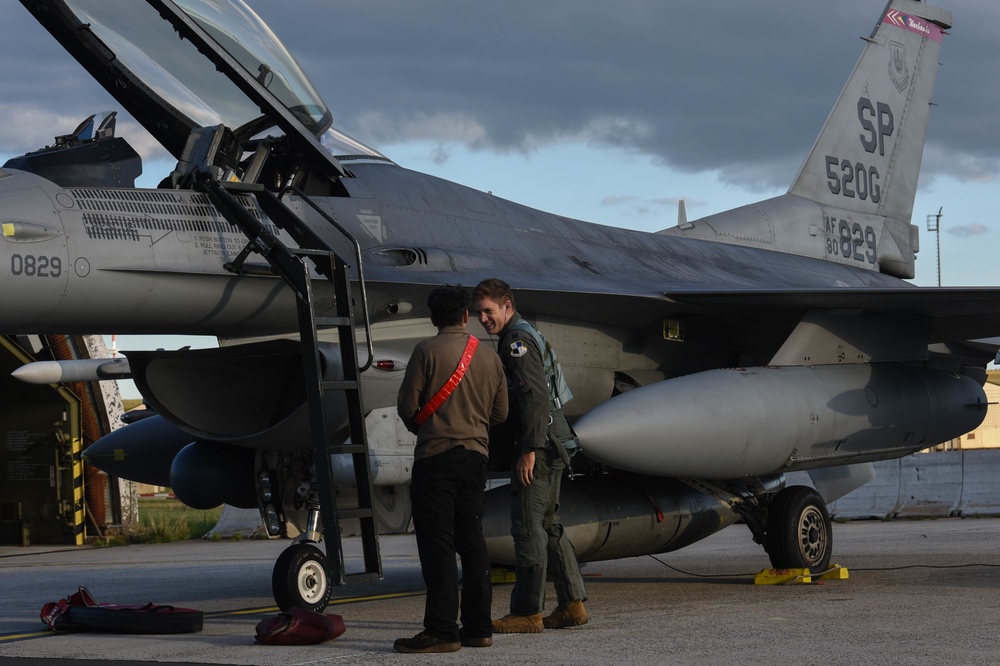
[
  {"left": 272, "top": 543, "right": 332, "bottom": 611},
  {"left": 765, "top": 486, "right": 832, "bottom": 573}
]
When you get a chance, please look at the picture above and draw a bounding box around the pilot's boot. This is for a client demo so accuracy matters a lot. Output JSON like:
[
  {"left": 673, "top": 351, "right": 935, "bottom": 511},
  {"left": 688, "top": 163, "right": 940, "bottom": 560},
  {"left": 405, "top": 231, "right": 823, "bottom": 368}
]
[
  {"left": 543, "top": 600, "right": 589, "bottom": 629},
  {"left": 494, "top": 566, "right": 545, "bottom": 633},
  {"left": 492, "top": 612, "right": 543, "bottom": 633}
]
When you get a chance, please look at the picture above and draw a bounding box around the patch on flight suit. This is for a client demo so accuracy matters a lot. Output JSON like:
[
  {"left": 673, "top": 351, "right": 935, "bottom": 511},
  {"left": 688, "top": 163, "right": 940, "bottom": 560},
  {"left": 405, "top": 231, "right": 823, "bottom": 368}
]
[{"left": 509, "top": 340, "right": 528, "bottom": 358}]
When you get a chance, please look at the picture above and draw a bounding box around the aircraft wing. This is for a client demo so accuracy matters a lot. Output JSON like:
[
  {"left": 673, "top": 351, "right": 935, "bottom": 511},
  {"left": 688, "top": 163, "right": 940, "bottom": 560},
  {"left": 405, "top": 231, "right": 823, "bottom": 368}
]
[
  {"left": 452, "top": 281, "right": 1000, "bottom": 349},
  {"left": 662, "top": 287, "right": 1000, "bottom": 345}
]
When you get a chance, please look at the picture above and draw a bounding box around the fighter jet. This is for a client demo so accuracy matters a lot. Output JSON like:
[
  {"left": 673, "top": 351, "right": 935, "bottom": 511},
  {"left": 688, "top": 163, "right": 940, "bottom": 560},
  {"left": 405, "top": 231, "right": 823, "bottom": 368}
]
[{"left": 6, "top": 0, "right": 997, "bottom": 610}]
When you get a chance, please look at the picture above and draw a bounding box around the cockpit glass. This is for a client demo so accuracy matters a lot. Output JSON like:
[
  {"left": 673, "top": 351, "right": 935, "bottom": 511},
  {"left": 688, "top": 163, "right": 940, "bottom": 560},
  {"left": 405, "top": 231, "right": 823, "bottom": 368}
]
[
  {"left": 62, "top": 0, "right": 385, "bottom": 159},
  {"left": 173, "top": 0, "right": 330, "bottom": 131},
  {"left": 321, "top": 127, "right": 388, "bottom": 160},
  {"left": 65, "top": 0, "right": 266, "bottom": 131}
]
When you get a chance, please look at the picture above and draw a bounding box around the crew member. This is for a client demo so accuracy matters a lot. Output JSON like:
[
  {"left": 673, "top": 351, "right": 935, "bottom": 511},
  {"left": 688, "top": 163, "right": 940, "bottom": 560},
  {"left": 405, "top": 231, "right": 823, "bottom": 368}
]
[
  {"left": 472, "top": 278, "right": 588, "bottom": 633},
  {"left": 395, "top": 286, "right": 508, "bottom": 653}
]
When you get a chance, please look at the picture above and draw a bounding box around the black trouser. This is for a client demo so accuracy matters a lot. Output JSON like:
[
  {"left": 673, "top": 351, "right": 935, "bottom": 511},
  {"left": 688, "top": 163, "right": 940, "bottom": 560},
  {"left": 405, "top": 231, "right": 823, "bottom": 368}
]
[{"left": 410, "top": 446, "right": 492, "bottom": 642}]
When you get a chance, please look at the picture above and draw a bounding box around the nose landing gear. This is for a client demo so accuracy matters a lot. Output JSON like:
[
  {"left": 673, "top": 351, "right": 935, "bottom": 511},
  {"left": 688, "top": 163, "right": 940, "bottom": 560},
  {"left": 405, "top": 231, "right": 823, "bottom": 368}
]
[{"left": 272, "top": 542, "right": 332, "bottom": 612}]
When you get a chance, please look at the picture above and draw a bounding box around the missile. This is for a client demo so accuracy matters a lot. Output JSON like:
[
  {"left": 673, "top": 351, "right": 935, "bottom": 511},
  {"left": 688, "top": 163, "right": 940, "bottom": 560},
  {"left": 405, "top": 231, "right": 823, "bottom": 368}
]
[
  {"left": 84, "top": 414, "right": 189, "bottom": 487},
  {"left": 86, "top": 415, "right": 257, "bottom": 509},
  {"left": 87, "top": 409, "right": 413, "bottom": 494},
  {"left": 574, "top": 364, "right": 987, "bottom": 479},
  {"left": 12, "top": 357, "right": 131, "bottom": 384}
]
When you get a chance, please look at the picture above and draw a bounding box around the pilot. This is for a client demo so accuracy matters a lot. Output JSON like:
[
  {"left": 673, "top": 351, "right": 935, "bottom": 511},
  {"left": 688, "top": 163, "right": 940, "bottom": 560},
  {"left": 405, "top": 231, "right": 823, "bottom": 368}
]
[
  {"left": 395, "top": 286, "right": 508, "bottom": 653},
  {"left": 472, "top": 278, "right": 589, "bottom": 633}
]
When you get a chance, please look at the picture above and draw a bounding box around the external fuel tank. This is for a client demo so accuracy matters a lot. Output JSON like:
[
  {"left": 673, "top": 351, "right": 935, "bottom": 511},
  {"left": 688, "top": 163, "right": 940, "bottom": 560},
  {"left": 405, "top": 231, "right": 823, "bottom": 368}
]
[{"left": 574, "top": 364, "right": 987, "bottom": 479}]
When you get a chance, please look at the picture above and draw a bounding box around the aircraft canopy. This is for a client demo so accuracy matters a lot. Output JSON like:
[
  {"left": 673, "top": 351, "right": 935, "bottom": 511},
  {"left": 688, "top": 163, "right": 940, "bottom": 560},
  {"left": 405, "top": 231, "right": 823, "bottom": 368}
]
[{"left": 35, "top": 0, "right": 384, "bottom": 161}]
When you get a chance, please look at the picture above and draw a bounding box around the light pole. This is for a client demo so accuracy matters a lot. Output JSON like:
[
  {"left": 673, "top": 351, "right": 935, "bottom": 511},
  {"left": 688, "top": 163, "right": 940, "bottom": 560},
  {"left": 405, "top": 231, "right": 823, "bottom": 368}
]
[{"left": 926, "top": 207, "right": 943, "bottom": 287}]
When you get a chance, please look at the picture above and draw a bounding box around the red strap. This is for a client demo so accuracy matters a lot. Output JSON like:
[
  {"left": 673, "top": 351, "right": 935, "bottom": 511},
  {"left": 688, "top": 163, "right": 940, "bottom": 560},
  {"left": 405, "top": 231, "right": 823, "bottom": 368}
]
[{"left": 414, "top": 335, "right": 479, "bottom": 425}]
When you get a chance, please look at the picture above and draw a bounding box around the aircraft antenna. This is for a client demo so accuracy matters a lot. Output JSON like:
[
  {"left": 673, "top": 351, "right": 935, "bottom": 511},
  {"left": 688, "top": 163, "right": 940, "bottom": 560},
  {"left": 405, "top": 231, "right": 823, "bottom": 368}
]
[{"left": 677, "top": 199, "right": 692, "bottom": 230}]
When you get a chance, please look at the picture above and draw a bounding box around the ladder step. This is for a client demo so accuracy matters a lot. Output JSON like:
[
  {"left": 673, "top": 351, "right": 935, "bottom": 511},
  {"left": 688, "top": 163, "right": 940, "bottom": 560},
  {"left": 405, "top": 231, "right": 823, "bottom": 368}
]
[
  {"left": 344, "top": 572, "right": 381, "bottom": 584},
  {"left": 290, "top": 246, "right": 335, "bottom": 258},
  {"left": 315, "top": 316, "right": 351, "bottom": 327},
  {"left": 322, "top": 379, "right": 358, "bottom": 391},
  {"left": 328, "top": 444, "right": 366, "bottom": 455}
]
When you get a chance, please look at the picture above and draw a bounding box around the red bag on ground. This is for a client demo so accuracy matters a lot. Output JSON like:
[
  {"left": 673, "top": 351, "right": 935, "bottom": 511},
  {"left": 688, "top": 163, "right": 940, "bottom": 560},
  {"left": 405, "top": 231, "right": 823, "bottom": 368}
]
[
  {"left": 40, "top": 586, "right": 203, "bottom": 634},
  {"left": 255, "top": 607, "right": 347, "bottom": 645}
]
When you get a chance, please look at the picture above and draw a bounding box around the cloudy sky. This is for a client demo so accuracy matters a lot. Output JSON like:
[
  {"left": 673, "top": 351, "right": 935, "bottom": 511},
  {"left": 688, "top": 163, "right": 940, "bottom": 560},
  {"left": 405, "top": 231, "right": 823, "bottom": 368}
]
[{"left": 1, "top": 1, "right": 997, "bottom": 393}]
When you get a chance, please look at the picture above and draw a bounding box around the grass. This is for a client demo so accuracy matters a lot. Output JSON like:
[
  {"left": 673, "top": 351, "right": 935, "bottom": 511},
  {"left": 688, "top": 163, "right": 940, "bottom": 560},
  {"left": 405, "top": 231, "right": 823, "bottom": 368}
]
[{"left": 135, "top": 498, "right": 223, "bottom": 543}]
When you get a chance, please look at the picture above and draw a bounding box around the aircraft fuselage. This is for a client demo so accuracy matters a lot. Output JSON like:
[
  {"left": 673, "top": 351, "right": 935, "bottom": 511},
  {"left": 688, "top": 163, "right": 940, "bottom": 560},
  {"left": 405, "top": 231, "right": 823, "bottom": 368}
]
[{"left": 0, "top": 161, "right": 908, "bottom": 336}]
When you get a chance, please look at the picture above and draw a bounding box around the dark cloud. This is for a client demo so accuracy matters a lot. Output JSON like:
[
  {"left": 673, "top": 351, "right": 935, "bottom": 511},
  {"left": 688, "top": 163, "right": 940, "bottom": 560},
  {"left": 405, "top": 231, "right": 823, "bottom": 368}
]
[
  {"left": 2, "top": 1, "right": 996, "bottom": 191},
  {"left": 252, "top": 0, "right": 1000, "bottom": 189}
]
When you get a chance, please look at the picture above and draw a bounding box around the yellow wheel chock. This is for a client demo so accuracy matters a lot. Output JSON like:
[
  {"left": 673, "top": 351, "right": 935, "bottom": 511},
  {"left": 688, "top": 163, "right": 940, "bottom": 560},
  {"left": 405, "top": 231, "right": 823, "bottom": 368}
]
[{"left": 754, "top": 564, "right": 849, "bottom": 585}]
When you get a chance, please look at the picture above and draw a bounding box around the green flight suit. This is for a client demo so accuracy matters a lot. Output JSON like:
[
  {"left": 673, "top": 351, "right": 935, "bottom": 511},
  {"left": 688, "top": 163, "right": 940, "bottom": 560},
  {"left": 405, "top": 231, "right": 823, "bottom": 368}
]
[{"left": 498, "top": 313, "right": 587, "bottom": 615}]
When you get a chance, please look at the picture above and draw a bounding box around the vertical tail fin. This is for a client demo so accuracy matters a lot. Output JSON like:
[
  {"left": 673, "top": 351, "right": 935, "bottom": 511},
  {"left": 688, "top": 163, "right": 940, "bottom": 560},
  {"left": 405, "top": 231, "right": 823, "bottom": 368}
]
[{"left": 789, "top": 0, "right": 951, "bottom": 225}]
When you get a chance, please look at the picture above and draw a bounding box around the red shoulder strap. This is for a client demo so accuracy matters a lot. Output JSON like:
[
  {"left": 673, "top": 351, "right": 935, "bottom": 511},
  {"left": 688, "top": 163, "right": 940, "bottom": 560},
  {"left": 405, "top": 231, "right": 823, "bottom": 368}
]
[{"left": 414, "top": 335, "right": 479, "bottom": 425}]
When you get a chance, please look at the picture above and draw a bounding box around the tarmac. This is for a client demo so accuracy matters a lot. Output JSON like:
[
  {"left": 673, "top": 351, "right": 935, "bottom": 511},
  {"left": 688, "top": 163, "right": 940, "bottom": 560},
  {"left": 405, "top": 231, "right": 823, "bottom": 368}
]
[{"left": 2, "top": 517, "right": 1000, "bottom": 665}]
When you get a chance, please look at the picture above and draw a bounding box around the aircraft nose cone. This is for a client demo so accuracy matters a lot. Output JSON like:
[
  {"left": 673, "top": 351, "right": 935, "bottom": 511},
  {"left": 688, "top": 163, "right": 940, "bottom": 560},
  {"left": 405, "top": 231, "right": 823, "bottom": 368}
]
[{"left": 572, "top": 394, "right": 648, "bottom": 473}]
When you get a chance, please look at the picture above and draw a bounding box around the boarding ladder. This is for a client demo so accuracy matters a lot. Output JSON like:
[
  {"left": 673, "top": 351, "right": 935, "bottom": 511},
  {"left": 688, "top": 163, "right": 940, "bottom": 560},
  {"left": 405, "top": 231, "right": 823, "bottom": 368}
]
[{"left": 201, "top": 179, "right": 382, "bottom": 586}]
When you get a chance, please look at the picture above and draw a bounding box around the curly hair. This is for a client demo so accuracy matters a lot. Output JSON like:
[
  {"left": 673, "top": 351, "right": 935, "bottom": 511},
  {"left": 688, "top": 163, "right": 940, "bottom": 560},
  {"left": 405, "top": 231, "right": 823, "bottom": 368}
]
[{"left": 427, "top": 286, "right": 470, "bottom": 327}]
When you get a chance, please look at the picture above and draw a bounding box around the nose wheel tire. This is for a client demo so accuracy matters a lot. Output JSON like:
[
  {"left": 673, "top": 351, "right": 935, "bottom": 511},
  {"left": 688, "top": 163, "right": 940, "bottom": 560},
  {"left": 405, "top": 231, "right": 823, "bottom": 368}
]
[
  {"left": 272, "top": 543, "right": 332, "bottom": 611},
  {"left": 765, "top": 485, "right": 832, "bottom": 573}
]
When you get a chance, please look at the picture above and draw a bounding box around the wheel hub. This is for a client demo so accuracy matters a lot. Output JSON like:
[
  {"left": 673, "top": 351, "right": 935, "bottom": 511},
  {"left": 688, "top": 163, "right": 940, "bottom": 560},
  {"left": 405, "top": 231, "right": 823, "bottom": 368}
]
[
  {"left": 798, "top": 507, "right": 827, "bottom": 565},
  {"left": 298, "top": 562, "right": 327, "bottom": 603}
]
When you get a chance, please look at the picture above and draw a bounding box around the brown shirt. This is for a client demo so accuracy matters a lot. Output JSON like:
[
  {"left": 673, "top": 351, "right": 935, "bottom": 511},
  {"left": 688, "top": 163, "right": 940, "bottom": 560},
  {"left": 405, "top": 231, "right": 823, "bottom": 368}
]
[{"left": 397, "top": 326, "right": 508, "bottom": 460}]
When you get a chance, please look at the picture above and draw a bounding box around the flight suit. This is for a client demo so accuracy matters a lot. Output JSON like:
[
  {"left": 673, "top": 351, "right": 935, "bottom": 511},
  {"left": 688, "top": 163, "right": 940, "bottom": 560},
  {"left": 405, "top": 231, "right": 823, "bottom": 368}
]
[{"left": 497, "top": 314, "right": 587, "bottom": 617}]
